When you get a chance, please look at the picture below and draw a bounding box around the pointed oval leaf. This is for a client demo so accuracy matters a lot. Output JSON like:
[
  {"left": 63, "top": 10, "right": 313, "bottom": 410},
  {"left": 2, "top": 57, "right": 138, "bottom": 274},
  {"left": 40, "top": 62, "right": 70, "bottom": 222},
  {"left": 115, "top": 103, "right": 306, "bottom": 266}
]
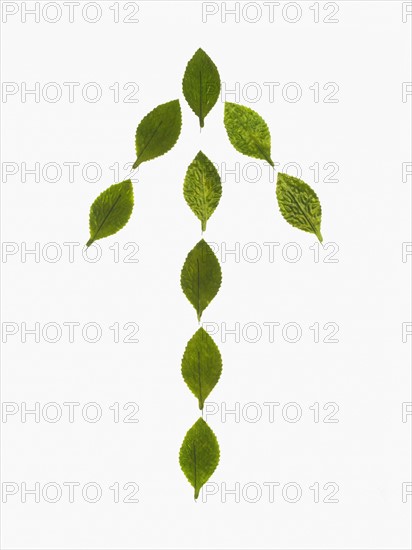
[
  {"left": 183, "top": 151, "right": 222, "bottom": 232},
  {"left": 276, "top": 172, "right": 323, "bottom": 242},
  {"left": 87, "top": 180, "right": 133, "bottom": 247},
  {"left": 224, "top": 102, "right": 274, "bottom": 166},
  {"left": 181, "top": 239, "right": 222, "bottom": 321},
  {"left": 133, "top": 100, "right": 182, "bottom": 169},
  {"left": 183, "top": 48, "right": 221, "bottom": 128},
  {"left": 182, "top": 328, "right": 222, "bottom": 410},
  {"left": 179, "top": 417, "right": 220, "bottom": 499}
]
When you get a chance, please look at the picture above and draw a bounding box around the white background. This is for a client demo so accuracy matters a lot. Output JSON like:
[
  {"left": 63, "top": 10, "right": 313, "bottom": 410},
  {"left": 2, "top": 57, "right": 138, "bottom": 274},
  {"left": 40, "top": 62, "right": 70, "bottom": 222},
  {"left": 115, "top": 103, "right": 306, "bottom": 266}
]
[{"left": 1, "top": 1, "right": 411, "bottom": 549}]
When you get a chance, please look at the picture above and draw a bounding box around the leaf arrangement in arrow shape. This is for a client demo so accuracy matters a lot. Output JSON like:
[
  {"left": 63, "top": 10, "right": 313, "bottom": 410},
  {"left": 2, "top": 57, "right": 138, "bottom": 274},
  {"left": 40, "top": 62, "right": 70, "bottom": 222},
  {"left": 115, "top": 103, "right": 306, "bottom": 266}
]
[{"left": 80, "top": 48, "right": 328, "bottom": 501}]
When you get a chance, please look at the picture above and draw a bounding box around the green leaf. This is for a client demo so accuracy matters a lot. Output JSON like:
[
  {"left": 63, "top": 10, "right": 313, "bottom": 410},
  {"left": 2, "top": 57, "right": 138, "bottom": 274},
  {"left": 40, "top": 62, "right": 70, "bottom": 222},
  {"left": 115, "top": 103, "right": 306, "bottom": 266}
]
[
  {"left": 183, "top": 151, "right": 222, "bottom": 232},
  {"left": 179, "top": 417, "right": 220, "bottom": 499},
  {"left": 133, "top": 100, "right": 182, "bottom": 169},
  {"left": 224, "top": 102, "right": 274, "bottom": 166},
  {"left": 181, "top": 239, "right": 222, "bottom": 322},
  {"left": 86, "top": 180, "right": 133, "bottom": 247},
  {"left": 183, "top": 48, "right": 220, "bottom": 128},
  {"left": 276, "top": 172, "right": 323, "bottom": 242},
  {"left": 182, "top": 328, "right": 222, "bottom": 410}
]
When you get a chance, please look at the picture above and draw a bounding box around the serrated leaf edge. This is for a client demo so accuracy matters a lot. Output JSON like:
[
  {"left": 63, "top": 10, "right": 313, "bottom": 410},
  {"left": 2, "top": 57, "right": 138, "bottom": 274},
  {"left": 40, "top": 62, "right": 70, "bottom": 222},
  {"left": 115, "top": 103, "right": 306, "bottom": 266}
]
[
  {"left": 180, "top": 239, "right": 222, "bottom": 322},
  {"left": 182, "top": 48, "right": 221, "bottom": 128},
  {"left": 276, "top": 172, "right": 323, "bottom": 242},
  {"left": 183, "top": 150, "right": 222, "bottom": 232},
  {"left": 133, "top": 99, "right": 182, "bottom": 169},
  {"left": 224, "top": 102, "right": 274, "bottom": 166},
  {"left": 179, "top": 417, "right": 220, "bottom": 500},
  {"left": 87, "top": 180, "right": 134, "bottom": 247},
  {"left": 181, "top": 327, "right": 223, "bottom": 409}
]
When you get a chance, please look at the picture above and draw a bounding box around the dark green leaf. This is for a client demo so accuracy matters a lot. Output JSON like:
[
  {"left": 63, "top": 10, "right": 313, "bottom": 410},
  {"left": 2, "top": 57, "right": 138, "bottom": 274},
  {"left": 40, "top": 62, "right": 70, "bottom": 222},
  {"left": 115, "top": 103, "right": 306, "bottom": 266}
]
[
  {"left": 182, "top": 328, "right": 222, "bottom": 410},
  {"left": 87, "top": 180, "right": 133, "bottom": 247},
  {"left": 224, "top": 102, "right": 274, "bottom": 166},
  {"left": 276, "top": 172, "right": 323, "bottom": 242},
  {"left": 183, "top": 151, "right": 222, "bottom": 231},
  {"left": 183, "top": 48, "right": 220, "bottom": 128},
  {"left": 133, "top": 100, "right": 182, "bottom": 169},
  {"left": 179, "top": 417, "right": 220, "bottom": 499},
  {"left": 181, "top": 239, "right": 222, "bottom": 321}
]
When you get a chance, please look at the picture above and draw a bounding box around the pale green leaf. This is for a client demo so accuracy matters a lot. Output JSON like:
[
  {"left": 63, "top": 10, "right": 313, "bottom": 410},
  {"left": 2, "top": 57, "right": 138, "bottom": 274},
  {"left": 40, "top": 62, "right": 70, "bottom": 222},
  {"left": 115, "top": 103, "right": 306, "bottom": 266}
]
[
  {"left": 183, "top": 48, "right": 220, "bottom": 128},
  {"left": 276, "top": 172, "right": 323, "bottom": 242},
  {"left": 182, "top": 328, "right": 222, "bottom": 410},
  {"left": 224, "top": 102, "right": 274, "bottom": 166},
  {"left": 183, "top": 151, "right": 222, "bottom": 231},
  {"left": 179, "top": 417, "right": 220, "bottom": 499},
  {"left": 133, "top": 100, "right": 182, "bottom": 169},
  {"left": 87, "top": 180, "right": 133, "bottom": 247},
  {"left": 181, "top": 239, "right": 222, "bottom": 322}
]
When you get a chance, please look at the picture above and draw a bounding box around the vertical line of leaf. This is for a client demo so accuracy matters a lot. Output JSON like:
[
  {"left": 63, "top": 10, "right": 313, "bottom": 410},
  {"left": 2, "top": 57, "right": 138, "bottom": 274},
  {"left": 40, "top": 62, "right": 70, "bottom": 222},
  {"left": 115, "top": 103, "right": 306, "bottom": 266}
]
[
  {"left": 180, "top": 175, "right": 222, "bottom": 498},
  {"left": 180, "top": 49, "right": 222, "bottom": 500}
]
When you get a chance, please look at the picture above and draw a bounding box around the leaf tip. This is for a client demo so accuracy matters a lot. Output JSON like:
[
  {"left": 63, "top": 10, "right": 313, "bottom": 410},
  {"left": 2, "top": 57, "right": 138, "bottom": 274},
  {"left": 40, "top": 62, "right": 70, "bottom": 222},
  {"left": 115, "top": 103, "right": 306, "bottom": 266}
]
[{"left": 276, "top": 171, "right": 287, "bottom": 185}]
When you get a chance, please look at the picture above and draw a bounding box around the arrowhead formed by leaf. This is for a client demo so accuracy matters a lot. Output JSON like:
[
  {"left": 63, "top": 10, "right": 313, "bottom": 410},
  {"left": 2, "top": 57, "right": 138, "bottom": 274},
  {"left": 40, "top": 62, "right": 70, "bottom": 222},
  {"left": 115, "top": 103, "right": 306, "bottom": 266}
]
[
  {"left": 181, "top": 239, "right": 222, "bottom": 322},
  {"left": 224, "top": 102, "right": 274, "bottom": 166},
  {"left": 183, "top": 48, "right": 221, "bottom": 128},
  {"left": 133, "top": 100, "right": 182, "bottom": 169},
  {"left": 276, "top": 172, "right": 323, "bottom": 242},
  {"left": 179, "top": 417, "right": 220, "bottom": 499},
  {"left": 87, "top": 180, "right": 133, "bottom": 247},
  {"left": 183, "top": 151, "right": 222, "bottom": 231},
  {"left": 182, "top": 328, "right": 222, "bottom": 410}
]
